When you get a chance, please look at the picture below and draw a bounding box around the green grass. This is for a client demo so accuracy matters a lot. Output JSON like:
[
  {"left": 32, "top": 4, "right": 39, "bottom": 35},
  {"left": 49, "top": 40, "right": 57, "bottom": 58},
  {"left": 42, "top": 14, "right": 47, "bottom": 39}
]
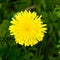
[{"left": 0, "top": 0, "right": 60, "bottom": 60}]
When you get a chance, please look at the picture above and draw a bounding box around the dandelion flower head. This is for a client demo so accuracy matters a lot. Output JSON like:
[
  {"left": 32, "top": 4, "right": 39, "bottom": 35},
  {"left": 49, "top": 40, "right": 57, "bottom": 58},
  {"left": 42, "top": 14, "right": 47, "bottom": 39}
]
[{"left": 9, "top": 10, "right": 47, "bottom": 46}]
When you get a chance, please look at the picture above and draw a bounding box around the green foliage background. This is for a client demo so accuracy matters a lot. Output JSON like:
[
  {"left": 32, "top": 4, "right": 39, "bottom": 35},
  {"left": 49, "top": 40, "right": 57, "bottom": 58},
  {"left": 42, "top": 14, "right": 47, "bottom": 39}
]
[{"left": 0, "top": 0, "right": 60, "bottom": 60}]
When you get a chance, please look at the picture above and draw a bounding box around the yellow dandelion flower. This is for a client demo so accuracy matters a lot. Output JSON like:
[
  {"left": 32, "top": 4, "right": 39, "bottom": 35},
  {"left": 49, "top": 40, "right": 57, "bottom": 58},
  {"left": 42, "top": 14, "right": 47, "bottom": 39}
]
[{"left": 9, "top": 10, "right": 47, "bottom": 46}]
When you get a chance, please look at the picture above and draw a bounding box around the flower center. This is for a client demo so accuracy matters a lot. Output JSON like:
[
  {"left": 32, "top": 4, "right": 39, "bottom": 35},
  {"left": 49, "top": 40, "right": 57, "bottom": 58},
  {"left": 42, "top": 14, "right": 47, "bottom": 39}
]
[
  {"left": 25, "top": 28, "right": 29, "bottom": 31},
  {"left": 24, "top": 25, "right": 30, "bottom": 32},
  {"left": 25, "top": 27, "right": 30, "bottom": 32}
]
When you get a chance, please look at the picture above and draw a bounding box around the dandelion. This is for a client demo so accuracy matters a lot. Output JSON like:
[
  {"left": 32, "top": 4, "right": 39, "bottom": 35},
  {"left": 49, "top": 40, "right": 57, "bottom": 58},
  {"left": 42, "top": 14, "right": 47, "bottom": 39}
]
[{"left": 9, "top": 10, "right": 47, "bottom": 46}]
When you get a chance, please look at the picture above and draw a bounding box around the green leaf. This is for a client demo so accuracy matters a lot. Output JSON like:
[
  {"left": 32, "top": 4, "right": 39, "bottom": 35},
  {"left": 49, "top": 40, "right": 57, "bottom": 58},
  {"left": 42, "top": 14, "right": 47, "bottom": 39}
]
[
  {"left": 49, "top": 56, "right": 55, "bottom": 60},
  {"left": 13, "top": 0, "right": 31, "bottom": 11},
  {"left": 53, "top": 5, "right": 60, "bottom": 18},
  {"left": 6, "top": 47, "right": 21, "bottom": 60},
  {"left": 45, "top": 0, "right": 55, "bottom": 11},
  {"left": 0, "top": 20, "right": 10, "bottom": 38},
  {"left": 57, "top": 45, "right": 60, "bottom": 48},
  {"left": 58, "top": 51, "right": 60, "bottom": 54},
  {"left": 55, "top": 55, "right": 60, "bottom": 60},
  {"left": 48, "top": 24, "right": 53, "bottom": 34},
  {"left": 58, "top": 40, "right": 60, "bottom": 43},
  {"left": 0, "top": 41, "right": 8, "bottom": 56},
  {"left": 0, "top": 57, "right": 2, "bottom": 60},
  {"left": 56, "top": 0, "right": 60, "bottom": 5},
  {"left": 34, "top": 0, "right": 46, "bottom": 13},
  {"left": 58, "top": 30, "right": 60, "bottom": 37},
  {"left": 0, "top": 3, "right": 2, "bottom": 9},
  {"left": 40, "top": 0, "right": 46, "bottom": 10}
]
